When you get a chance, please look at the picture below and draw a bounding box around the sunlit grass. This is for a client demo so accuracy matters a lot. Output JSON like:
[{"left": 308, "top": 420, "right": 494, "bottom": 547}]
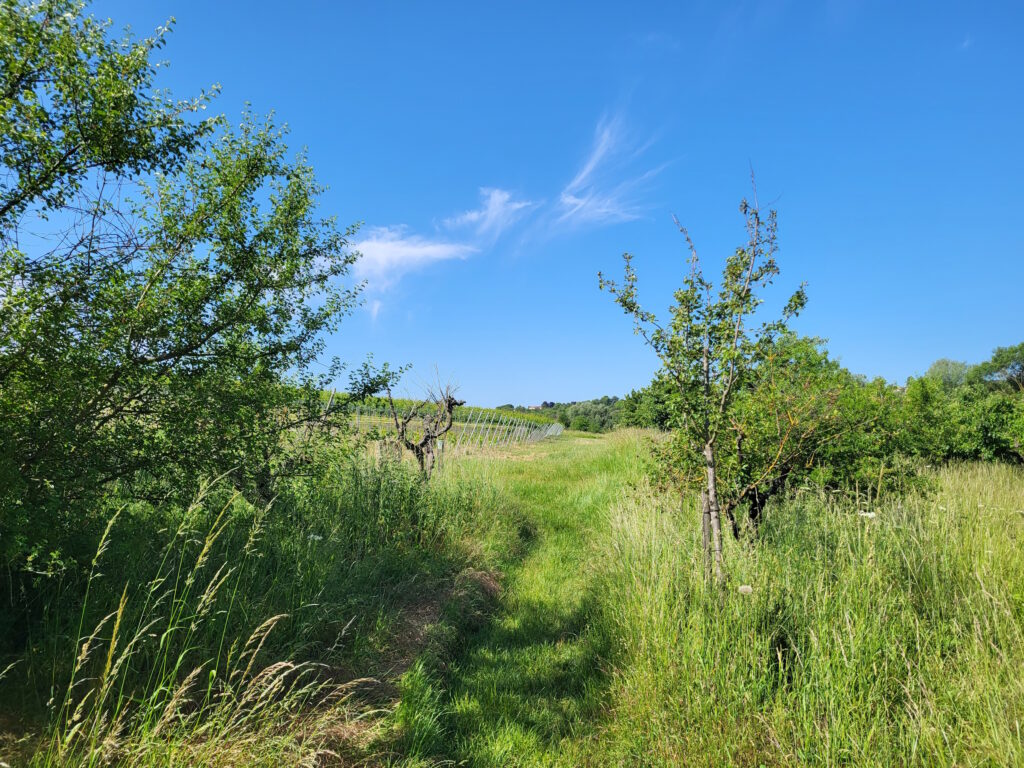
[
  {"left": 591, "top": 462, "right": 1024, "bottom": 766},
  {"left": 9, "top": 432, "right": 1022, "bottom": 767},
  {"left": 390, "top": 430, "right": 651, "bottom": 766},
  {"left": 6, "top": 454, "right": 501, "bottom": 767}
]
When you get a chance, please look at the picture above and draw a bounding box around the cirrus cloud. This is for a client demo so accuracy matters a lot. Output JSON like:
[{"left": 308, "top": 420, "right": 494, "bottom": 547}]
[
  {"left": 353, "top": 225, "right": 477, "bottom": 291},
  {"left": 352, "top": 111, "right": 660, "bottom": 305},
  {"left": 444, "top": 187, "right": 534, "bottom": 240},
  {"left": 556, "top": 112, "right": 663, "bottom": 228}
]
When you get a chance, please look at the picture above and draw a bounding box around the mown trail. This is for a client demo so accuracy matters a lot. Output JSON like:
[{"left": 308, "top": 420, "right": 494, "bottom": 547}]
[{"left": 423, "top": 430, "right": 647, "bottom": 766}]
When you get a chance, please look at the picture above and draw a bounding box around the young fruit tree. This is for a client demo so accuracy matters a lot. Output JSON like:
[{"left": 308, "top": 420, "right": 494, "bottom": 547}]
[{"left": 599, "top": 190, "right": 806, "bottom": 584}]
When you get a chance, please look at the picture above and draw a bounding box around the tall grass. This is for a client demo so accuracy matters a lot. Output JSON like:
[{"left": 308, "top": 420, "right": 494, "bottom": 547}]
[
  {"left": 2, "top": 454, "right": 491, "bottom": 766},
  {"left": 9, "top": 434, "right": 1023, "bottom": 766},
  {"left": 594, "top": 463, "right": 1024, "bottom": 766}
]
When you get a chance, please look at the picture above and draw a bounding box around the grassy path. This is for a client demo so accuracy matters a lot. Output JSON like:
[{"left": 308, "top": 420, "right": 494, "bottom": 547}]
[{"left": 407, "top": 430, "right": 646, "bottom": 766}]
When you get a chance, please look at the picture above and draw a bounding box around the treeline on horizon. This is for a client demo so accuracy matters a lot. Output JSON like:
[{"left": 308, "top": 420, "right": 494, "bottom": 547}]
[{"left": 498, "top": 345, "right": 1024, "bottom": 471}]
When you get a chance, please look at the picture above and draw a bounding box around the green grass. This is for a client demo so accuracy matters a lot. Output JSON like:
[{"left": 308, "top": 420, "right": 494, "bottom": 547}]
[
  {"left": 391, "top": 429, "right": 651, "bottom": 766},
  {"left": 391, "top": 434, "right": 1024, "bottom": 767},
  {"left": 1, "top": 453, "right": 509, "bottom": 767},
  {"left": 589, "top": 461, "right": 1024, "bottom": 766},
  {"left": 6, "top": 431, "right": 1023, "bottom": 766}
]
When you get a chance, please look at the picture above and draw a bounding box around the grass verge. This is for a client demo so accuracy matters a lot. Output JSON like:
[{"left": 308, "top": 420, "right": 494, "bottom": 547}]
[{"left": 589, "top": 462, "right": 1024, "bottom": 766}]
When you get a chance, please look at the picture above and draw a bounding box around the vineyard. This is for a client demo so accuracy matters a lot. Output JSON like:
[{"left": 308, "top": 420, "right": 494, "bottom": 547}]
[{"left": 351, "top": 403, "right": 564, "bottom": 451}]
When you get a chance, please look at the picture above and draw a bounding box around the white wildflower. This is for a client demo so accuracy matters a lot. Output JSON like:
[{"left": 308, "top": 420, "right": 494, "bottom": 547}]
[
  {"left": 738, "top": 585, "right": 753, "bottom": 595},
  {"left": 858, "top": 511, "right": 876, "bottom": 519}
]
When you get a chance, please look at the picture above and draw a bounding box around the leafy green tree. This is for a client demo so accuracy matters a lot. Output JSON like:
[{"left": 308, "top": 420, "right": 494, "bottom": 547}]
[
  {"left": 1011, "top": 398, "right": 1024, "bottom": 461},
  {"left": 616, "top": 376, "right": 673, "bottom": 430},
  {"left": 902, "top": 345, "right": 1024, "bottom": 464},
  {"left": 536, "top": 398, "right": 620, "bottom": 432},
  {"left": 923, "top": 359, "right": 971, "bottom": 390},
  {"left": 972, "top": 342, "right": 1024, "bottom": 393},
  {"left": 0, "top": 2, "right": 361, "bottom": 594},
  {"left": 566, "top": 400, "right": 617, "bottom": 432},
  {"left": 0, "top": 0, "right": 212, "bottom": 227},
  {"left": 569, "top": 415, "right": 594, "bottom": 432},
  {"left": 969, "top": 389, "right": 1022, "bottom": 462},
  {"left": 901, "top": 376, "right": 961, "bottom": 459},
  {"left": 601, "top": 193, "right": 806, "bottom": 583}
]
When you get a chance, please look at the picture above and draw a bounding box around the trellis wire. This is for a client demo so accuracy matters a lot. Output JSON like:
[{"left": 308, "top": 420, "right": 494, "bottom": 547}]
[{"left": 349, "top": 404, "right": 563, "bottom": 452}]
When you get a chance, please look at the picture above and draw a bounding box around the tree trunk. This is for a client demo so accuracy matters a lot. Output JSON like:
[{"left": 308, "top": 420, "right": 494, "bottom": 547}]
[
  {"left": 700, "top": 489, "right": 712, "bottom": 584},
  {"left": 703, "top": 441, "right": 726, "bottom": 585}
]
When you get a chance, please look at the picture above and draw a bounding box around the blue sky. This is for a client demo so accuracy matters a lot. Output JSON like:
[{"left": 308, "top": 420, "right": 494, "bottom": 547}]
[{"left": 95, "top": 1, "right": 1023, "bottom": 406}]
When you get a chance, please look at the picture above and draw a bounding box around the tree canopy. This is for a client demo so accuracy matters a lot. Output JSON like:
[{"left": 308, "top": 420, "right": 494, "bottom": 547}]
[
  {"left": 972, "top": 342, "right": 1024, "bottom": 392},
  {"left": 0, "top": 0, "right": 361, "bottom": 581}
]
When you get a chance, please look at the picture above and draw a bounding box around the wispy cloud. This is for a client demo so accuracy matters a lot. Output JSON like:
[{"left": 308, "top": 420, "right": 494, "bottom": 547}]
[
  {"left": 354, "top": 189, "right": 529, "bottom": 298},
  {"left": 353, "top": 111, "right": 659, "bottom": 299},
  {"left": 960, "top": 35, "right": 973, "bottom": 51},
  {"left": 444, "top": 187, "right": 534, "bottom": 239},
  {"left": 353, "top": 225, "right": 477, "bottom": 291},
  {"left": 368, "top": 298, "right": 382, "bottom": 321},
  {"left": 556, "top": 113, "right": 661, "bottom": 228}
]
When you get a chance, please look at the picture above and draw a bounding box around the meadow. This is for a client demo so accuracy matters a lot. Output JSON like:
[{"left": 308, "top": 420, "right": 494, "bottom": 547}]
[
  {"left": 5, "top": 430, "right": 1023, "bottom": 766},
  {"left": 592, "top": 457, "right": 1024, "bottom": 767},
  {"left": 389, "top": 433, "right": 1024, "bottom": 767}
]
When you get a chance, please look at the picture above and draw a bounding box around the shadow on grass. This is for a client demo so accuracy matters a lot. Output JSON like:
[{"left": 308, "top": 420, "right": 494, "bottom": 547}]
[{"left": 398, "top": 584, "right": 610, "bottom": 766}]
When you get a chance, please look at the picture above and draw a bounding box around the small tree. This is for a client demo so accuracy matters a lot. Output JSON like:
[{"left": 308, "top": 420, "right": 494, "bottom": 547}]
[
  {"left": 386, "top": 383, "right": 465, "bottom": 479},
  {"left": 600, "top": 189, "right": 805, "bottom": 584}
]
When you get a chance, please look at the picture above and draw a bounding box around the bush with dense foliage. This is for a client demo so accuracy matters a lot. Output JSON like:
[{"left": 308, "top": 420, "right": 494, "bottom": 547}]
[
  {"left": 526, "top": 396, "right": 621, "bottom": 432},
  {"left": 625, "top": 336, "right": 1024, "bottom": 535},
  {"left": 616, "top": 377, "right": 673, "bottom": 430},
  {"left": 0, "top": 0, "right": 364, "bottom": 641}
]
